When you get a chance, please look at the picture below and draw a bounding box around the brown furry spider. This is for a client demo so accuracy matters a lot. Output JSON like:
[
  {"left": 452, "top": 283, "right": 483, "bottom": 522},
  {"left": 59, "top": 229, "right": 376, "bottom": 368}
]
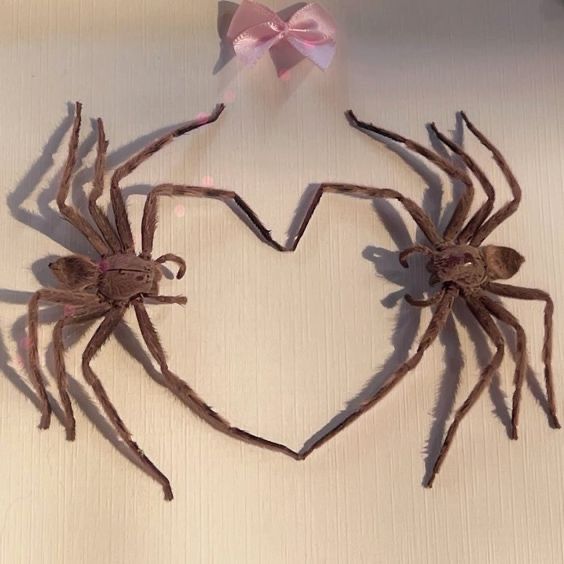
[
  {"left": 288, "top": 111, "right": 560, "bottom": 486},
  {"left": 26, "top": 102, "right": 297, "bottom": 500}
]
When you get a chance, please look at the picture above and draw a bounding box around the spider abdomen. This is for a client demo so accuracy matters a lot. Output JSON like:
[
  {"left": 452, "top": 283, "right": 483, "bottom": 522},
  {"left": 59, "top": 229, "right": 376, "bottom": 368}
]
[
  {"left": 98, "top": 254, "right": 161, "bottom": 302},
  {"left": 49, "top": 255, "right": 99, "bottom": 290}
]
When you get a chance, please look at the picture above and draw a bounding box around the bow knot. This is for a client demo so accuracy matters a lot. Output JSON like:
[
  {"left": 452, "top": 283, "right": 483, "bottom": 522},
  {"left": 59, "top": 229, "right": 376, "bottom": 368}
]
[{"left": 227, "top": 1, "right": 337, "bottom": 70}]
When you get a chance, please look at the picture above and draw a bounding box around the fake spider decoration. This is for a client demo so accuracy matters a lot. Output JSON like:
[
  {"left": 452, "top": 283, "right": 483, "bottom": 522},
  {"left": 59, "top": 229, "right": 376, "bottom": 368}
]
[
  {"left": 26, "top": 102, "right": 296, "bottom": 500},
  {"left": 289, "top": 111, "right": 559, "bottom": 486}
]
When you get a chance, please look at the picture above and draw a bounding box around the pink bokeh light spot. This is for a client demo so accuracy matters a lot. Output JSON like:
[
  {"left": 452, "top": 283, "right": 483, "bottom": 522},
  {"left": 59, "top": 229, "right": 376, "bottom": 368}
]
[
  {"left": 279, "top": 69, "right": 292, "bottom": 81},
  {"left": 64, "top": 304, "right": 77, "bottom": 317},
  {"left": 222, "top": 89, "right": 237, "bottom": 104},
  {"left": 175, "top": 204, "right": 185, "bottom": 218},
  {"left": 195, "top": 112, "right": 211, "bottom": 125},
  {"left": 201, "top": 176, "right": 214, "bottom": 188}
]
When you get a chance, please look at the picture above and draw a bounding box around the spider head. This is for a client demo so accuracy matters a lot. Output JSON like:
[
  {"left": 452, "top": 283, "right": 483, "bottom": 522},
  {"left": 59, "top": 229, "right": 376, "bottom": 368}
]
[
  {"left": 49, "top": 255, "right": 99, "bottom": 290},
  {"left": 98, "top": 254, "right": 162, "bottom": 301},
  {"left": 481, "top": 245, "right": 525, "bottom": 280},
  {"left": 428, "top": 245, "right": 487, "bottom": 288}
]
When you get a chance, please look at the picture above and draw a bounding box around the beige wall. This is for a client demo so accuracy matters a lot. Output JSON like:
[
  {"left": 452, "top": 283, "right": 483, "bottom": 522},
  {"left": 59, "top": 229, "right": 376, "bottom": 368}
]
[{"left": 1, "top": 0, "right": 564, "bottom": 562}]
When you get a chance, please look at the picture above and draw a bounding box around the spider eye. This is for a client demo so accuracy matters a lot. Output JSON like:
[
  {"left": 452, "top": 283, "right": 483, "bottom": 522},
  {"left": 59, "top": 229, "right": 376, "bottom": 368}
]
[{"left": 463, "top": 253, "right": 475, "bottom": 266}]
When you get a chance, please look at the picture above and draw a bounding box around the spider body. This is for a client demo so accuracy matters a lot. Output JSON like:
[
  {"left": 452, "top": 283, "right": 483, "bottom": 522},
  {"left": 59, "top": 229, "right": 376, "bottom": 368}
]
[
  {"left": 426, "top": 244, "right": 524, "bottom": 289},
  {"left": 26, "top": 102, "right": 298, "bottom": 501},
  {"left": 97, "top": 254, "right": 163, "bottom": 302},
  {"left": 289, "top": 110, "right": 559, "bottom": 488},
  {"left": 50, "top": 253, "right": 164, "bottom": 301},
  {"left": 427, "top": 244, "right": 487, "bottom": 287}
]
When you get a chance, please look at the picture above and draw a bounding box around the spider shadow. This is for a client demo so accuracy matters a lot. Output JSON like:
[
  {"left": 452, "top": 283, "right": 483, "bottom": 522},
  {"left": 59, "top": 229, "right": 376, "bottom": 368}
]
[
  {"left": 0, "top": 325, "right": 62, "bottom": 424},
  {"left": 2, "top": 104, "right": 218, "bottom": 482},
  {"left": 0, "top": 290, "right": 66, "bottom": 428},
  {"left": 213, "top": 1, "right": 239, "bottom": 75},
  {"left": 7, "top": 103, "right": 216, "bottom": 279},
  {"left": 541, "top": 0, "right": 564, "bottom": 19},
  {"left": 0, "top": 286, "right": 171, "bottom": 475},
  {"left": 293, "top": 113, "right": 549, "bottom": 480}
]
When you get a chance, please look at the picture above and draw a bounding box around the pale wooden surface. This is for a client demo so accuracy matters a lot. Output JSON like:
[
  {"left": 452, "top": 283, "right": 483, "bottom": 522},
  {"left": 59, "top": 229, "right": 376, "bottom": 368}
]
[{"left": 1, "top": 0, "right": 564, "bottom": 562}]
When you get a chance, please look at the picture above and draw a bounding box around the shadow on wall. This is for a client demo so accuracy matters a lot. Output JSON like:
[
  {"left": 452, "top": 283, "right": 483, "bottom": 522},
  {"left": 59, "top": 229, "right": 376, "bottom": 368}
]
[{"left": 541, "top": 0, "right": 564, "bottom": 19}]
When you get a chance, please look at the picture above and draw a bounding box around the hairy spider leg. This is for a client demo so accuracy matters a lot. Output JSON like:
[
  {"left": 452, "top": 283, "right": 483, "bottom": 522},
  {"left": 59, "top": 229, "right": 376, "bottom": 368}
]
[
  {"left": 288, "top": 183, "right": 443, "bottom": 251},
  {"left": 109, "top": 104, "right": 226, "bottom": 253},
  {"left": 397, "top": 243, "right": 448, "bottom": 306},
  {"left": 88, "top": 116, "right": 121, "bottom": 252},
  {"left": 132, "top": 300, "right": 300, "bottom": 459},
  {"left": 155, "top": 254, "right": 186, "bottom": 279},
  {"left": 81, "top": 306, "right": 174, "bottom": 500},
  {"left": 487, "top": 282, "right": 560, "bottom": 429},
  {"left": 57, "top": 102, "right": 110, "bottom": 256},
  {"left": 297, "top": 286, "right": 458, "bottom": 460},
  {"left": 461, "top": 112, "right": 522, "bottom": 246},
  {"left": 426, "top": 296, "right": 504, "bottom": 487},
  {"left": 347, "top": 110, "right": 474, "bottom": 241},
  {"left": 398, "top": 244, "right": 435, "bottom": 267},
  {"left": 397, "top": 245, "right": 445, "bottom": 306},
  {"left": 28, "top": 289, "right": 102, "bottom": 429},
  {"left": 53, "top": 304, "right": 112, "bottom": 440},
  {"left": 479, "top": 293, "right": 526, "bottom": 439},
  {"left": 144, "top": 295, "right": 187, "bottom": 305},
  {"left": 140, "top": 183, "right": 284, "bottom": 257},
  {"left": 405, "top": 288, "right": 447, "bottom": 308},
  {"left": 429, "top": 121, "right": 496, "bottom": 243}
]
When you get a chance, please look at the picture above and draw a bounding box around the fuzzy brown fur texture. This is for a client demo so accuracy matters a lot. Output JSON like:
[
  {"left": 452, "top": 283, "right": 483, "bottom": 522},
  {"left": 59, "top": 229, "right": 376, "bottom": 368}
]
[
  {"left": 284, "top": 110, "right": 558, "bottom": 487},
  {"left": 27, "top": 102, "right": 297, "bottom": 501}
]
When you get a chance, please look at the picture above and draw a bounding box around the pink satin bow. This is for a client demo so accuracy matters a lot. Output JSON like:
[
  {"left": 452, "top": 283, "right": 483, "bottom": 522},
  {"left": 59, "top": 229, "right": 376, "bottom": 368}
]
[{"left": 227, "top": 1, "right": 336, "bottom": 70}]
